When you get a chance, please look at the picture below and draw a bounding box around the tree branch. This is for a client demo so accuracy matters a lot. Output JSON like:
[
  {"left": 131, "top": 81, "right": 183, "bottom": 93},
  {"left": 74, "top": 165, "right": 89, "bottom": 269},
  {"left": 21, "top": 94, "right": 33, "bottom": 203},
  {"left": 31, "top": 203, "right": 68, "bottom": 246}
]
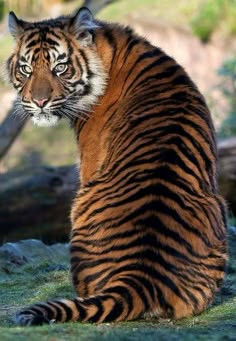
[
  {"left": 0, "top": 103, "right": 28, "bottom": 159},
  {"left": 83, "top": 0, "right": 116, "bottom": 14}
]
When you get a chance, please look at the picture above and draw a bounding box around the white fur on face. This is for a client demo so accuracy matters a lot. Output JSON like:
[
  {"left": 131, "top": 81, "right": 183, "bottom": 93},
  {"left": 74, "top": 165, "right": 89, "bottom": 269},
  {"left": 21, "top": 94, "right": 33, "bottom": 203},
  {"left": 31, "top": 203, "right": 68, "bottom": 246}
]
[
  {"left": 27, "top": 52, "right": 108, "bottom": 126},
  {"left": 31, "top": 113, "right": 60, "bottom": 127},
  {"left": 16, "top": 32, "right": 108, "bottom": 126}
]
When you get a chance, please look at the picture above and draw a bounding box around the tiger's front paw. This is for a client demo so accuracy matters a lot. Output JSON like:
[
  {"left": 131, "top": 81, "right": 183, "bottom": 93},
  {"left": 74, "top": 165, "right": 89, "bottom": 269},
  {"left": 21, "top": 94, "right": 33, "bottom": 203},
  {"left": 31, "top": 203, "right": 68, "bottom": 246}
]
[{"left": 14, "top": 310, "right": 53, "bottom": 326}]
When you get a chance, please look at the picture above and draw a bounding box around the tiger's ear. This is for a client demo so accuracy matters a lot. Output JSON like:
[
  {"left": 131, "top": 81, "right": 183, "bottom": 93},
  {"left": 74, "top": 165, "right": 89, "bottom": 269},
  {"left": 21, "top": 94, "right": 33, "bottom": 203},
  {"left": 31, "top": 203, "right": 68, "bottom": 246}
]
[
  {"left": 8, "top": 12, "right": 24, "bottom": 39},
  {"left": 69, "top": 7, "right": 99, "bottom": 46}
]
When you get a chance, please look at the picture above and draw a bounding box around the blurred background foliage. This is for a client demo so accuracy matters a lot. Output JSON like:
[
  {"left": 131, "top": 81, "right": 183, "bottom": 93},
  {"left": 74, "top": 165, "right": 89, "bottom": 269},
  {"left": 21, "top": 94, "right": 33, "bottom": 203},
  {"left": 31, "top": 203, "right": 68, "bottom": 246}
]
[
  {"left": 191, "top": 0, "right": 236, "bottom": 42},
  {"left": 0, "top": 0, "right": 236, "bottom": 38},
  {"left": 0, "top": 0, "right": 236, "bottom": 171},
  {"left": 217, "top": 57, "right": 236, "bottom": 138}
]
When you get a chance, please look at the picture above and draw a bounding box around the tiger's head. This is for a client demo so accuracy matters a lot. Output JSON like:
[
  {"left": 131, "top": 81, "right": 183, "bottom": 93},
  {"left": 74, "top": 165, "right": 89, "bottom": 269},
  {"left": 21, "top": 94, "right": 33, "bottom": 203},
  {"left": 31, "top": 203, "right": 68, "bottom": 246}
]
[{"left": 7, "top": 7, "right": 107, "bottom": 127}]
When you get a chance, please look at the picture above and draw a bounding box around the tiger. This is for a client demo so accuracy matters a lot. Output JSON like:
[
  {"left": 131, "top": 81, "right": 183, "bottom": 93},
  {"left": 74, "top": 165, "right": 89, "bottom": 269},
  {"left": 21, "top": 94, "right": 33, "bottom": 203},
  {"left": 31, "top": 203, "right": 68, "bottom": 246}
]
[{"left": 7, "top": 7, "right": 227, "bottom": 326}]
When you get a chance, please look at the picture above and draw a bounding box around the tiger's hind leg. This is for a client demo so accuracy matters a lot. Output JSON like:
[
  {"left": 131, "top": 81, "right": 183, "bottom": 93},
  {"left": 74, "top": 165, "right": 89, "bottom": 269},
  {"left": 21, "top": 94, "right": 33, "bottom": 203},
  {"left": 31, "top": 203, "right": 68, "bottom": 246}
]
[{"left": 14, "top": 283, "right": 148, "bottom": 326}]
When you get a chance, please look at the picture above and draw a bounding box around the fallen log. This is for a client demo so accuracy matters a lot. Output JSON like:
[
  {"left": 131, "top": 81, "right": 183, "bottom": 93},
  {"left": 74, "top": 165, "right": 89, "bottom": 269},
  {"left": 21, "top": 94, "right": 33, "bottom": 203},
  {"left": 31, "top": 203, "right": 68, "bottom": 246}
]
[
  {"left": 0, "top": 137, "right": 236, "bottom": 244},
  {"left": 218, "top": 137, "right": 236, "bottom": 216},
  {"left": 0, "top": 165, "right": 78, "bottom": 244}
]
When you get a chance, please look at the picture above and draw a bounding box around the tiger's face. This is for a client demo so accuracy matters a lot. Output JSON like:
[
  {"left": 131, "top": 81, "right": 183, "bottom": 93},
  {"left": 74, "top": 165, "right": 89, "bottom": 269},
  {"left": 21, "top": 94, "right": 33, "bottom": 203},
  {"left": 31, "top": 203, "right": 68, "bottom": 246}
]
[{"left": 7, "top": 8, "right": 107, "bottom": 126}]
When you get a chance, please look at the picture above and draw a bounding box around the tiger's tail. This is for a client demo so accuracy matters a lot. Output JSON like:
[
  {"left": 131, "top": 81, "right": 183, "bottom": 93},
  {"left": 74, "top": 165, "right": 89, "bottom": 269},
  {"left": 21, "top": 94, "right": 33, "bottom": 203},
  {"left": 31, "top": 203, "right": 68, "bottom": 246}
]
[{"left": 15, "top": 283, "right": 149, "bottom": 326}]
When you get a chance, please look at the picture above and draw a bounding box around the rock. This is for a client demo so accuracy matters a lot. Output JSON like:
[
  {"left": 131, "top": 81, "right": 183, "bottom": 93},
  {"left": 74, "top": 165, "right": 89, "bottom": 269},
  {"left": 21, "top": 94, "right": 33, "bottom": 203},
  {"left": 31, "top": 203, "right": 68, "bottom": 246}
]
[
  {"left": 228, "top": 226, "right": 236, "bottom": 235},
  {"left": 0, "top": 239, "right": 69, "bottom": 274}
]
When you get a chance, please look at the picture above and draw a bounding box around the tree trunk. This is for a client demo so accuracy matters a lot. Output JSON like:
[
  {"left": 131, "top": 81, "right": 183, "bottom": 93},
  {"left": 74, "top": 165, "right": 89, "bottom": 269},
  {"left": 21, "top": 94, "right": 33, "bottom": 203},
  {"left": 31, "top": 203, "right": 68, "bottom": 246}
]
[{"left": 0, "top": 103, "right": 28, "bottom": 159}]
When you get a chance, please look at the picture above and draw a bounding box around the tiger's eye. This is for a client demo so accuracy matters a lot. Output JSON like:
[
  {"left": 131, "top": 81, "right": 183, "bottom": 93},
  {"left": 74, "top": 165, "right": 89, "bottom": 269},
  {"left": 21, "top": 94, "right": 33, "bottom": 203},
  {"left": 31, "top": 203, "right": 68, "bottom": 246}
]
[
  {"left": 19, "top": 65, "right": 32, "bottom": 76},
  {"left": 54, "top": 63, "right": 68, "bottom": 75}
]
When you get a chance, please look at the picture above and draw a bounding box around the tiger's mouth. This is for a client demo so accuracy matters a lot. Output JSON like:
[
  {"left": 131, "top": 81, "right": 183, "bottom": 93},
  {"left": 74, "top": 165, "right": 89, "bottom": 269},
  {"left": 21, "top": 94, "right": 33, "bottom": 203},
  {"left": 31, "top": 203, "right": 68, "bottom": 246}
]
[
  {"left": 20, "top": 92, "right": 90, "bottom": 127},
  {"left": 30, "top": 111, "right": 62, "bottom": 127}
]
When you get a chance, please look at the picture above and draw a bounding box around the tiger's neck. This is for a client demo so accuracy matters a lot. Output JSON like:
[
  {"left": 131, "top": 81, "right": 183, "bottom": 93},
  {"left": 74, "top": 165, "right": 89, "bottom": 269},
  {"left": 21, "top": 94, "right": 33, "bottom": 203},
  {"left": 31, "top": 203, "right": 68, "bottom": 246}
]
[{"left": 75, "top": 24, "right": 160, "bottom": 185}]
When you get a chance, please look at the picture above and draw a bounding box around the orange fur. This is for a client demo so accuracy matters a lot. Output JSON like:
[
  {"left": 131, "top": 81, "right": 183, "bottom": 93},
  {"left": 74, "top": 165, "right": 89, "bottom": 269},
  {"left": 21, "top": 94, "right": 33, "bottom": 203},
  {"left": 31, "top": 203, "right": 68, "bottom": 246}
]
[{"left": 7, "top": 8, "right": 227, "bottom": 326}]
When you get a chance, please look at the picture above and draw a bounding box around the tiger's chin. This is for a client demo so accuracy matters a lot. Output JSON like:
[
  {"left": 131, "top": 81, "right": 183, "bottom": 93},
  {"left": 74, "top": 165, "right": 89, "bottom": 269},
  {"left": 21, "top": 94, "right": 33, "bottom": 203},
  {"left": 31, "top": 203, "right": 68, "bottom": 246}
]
[{"left": 31, "top": 113, "right": 61, "bottom": 127}]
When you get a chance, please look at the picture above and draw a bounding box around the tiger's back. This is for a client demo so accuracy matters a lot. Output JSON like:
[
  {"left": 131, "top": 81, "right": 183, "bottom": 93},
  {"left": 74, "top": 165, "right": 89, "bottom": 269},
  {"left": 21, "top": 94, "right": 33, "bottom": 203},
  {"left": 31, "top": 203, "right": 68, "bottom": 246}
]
[{"left": 7, "top": 7, "right": 227, "bottom": 325}]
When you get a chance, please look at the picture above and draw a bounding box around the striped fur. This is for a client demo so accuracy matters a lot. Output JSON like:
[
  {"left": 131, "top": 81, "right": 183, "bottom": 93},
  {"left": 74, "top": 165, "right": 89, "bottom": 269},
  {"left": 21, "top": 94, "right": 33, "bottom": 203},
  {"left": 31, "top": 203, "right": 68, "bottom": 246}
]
[{"left": 7, "top": 8, "right": 227, "bottom": 326}]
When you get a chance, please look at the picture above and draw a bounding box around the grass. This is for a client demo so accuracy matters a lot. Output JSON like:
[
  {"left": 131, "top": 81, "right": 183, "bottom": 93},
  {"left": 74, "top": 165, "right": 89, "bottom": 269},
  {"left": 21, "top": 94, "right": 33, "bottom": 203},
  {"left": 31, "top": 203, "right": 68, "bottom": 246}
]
[{"left": 0, "top": 233, "right": 236, "bottom": 340}]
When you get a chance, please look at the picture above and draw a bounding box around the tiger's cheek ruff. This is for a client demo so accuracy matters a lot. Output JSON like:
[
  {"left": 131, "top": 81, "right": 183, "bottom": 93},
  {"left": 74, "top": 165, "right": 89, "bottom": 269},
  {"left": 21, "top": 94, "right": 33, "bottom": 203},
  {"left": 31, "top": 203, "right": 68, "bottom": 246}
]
[
  {"left": 8, "top": 7, "right": 227, "bottom": 326},
  {"left": 72, "top": 48, "right": 108, "bottom": 112}
]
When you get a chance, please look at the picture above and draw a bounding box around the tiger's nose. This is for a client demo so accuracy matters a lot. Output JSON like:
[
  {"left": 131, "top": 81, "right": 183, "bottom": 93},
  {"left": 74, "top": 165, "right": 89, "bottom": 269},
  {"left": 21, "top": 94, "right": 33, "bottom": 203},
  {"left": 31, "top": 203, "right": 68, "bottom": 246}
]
[{"left": 33, "top": 98, "right": 49, "bottom": 108}]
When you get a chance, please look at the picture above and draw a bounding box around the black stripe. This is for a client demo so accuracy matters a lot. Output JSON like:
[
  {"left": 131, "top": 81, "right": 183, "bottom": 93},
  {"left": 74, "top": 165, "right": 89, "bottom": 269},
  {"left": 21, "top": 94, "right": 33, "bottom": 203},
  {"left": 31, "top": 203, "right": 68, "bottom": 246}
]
[
  {"left": 48, "top": 30, "right": 62, "bottom": 40},
  {"left": 25, "top": 31, "right": 38, "bottom": 42},
  {"left": 73, "top": 165, "right": 203, "bottom": 224},
  {"left": 102, "top": 27, "right": 117, "bottom": 66},
  {"left": 78, "top": 49, "right": 91, "bottom": 76},
  {"left": 129, "top": 64, "right": 180, "bottom": 94},
  {"left": 33, "top": 304, "right": 55, "bottom": 320},
  {"left": 56, "top": 301, "right": 73, "bottom": 321},
  {"left": 75, "top": 56, "right": 83, "bottom": 75},
  {"left": 164, "top": 135, "right": 207, "bottom": 180},
  {"left": 96, "top": 263, "right": 188, "bottom": 305},
  {"left": 26, "top": 39, "right": 40, "bottom": 49},
  {"left": 82, "top": 179, "right": 206, "bottom": 245},
  {"left": 86, "top": 296, "right": 104, "bottom": 322},
  {"left": 104, "top": 285, "right": 134, "bottom": 318},
  {"left": 124, "top": 49, "right": 164, "bottom": 84},
  {"left": 125, "top": 55, "right": 171, "bottom": 94},
  {"left": 73, "top": 299, "right": 87, "bottom": 320},
  {"left": 49, "top": 302, "right": 62, "bottom": 321},
  {"left": 121, "top": 274, "right": 162, "bottom": 311},
  {"left": 123, "top": 38, "right": 140, "bottom": 61},
  {"left": 80, "top": 198, "right": 210, "bottom": 256},
  {"left": 46, "top": 37, "right": 60, "bottom": 46}
]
